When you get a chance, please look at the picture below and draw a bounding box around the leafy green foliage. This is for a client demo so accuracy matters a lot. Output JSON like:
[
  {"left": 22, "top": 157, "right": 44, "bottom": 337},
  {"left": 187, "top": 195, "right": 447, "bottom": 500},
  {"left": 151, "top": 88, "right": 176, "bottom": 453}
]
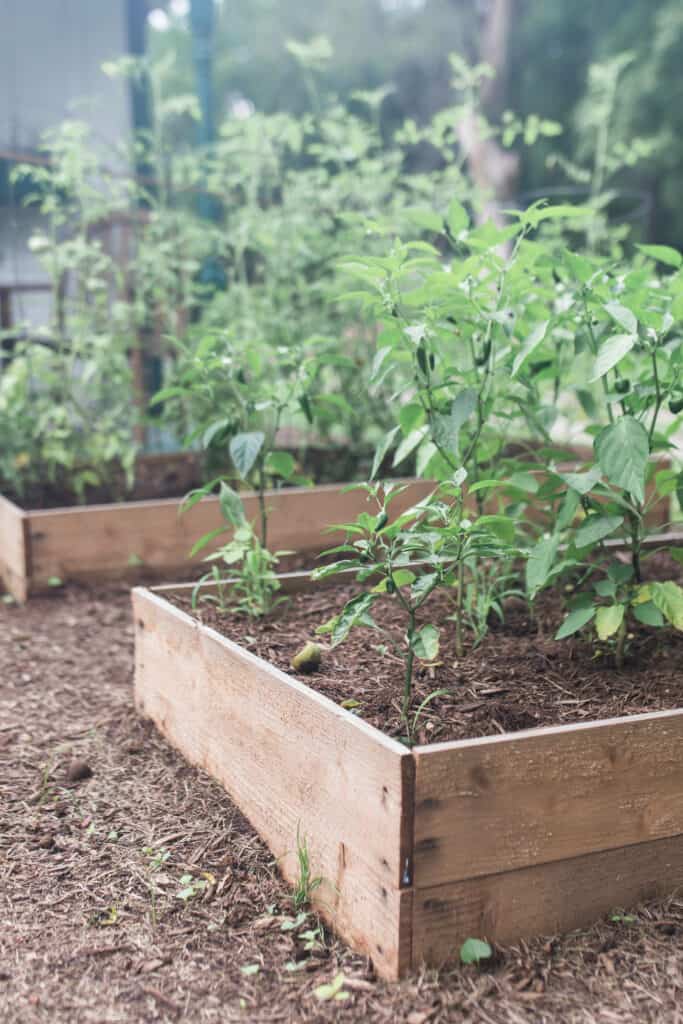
[
  {"left": 313, "top": 477, "right": 518, "bottom": 733},
  {"left": 190, "top": 484, "right": 286, "bottom": 618},
  {"left": 460, "top": 938, "right": 493, "bottom": 965}
]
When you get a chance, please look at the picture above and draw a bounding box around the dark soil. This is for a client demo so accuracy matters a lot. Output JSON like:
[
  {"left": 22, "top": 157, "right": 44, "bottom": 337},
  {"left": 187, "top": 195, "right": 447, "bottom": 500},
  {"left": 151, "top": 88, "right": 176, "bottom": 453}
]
[
  {"left": 5, "top": 445, "right": 381, "bottom": 511},
  {"left": 4, "top": 585, "right": 683, "bottom": 1022},
  {"left": 176, "top": 556, "right": 683, "bottom": 746}
]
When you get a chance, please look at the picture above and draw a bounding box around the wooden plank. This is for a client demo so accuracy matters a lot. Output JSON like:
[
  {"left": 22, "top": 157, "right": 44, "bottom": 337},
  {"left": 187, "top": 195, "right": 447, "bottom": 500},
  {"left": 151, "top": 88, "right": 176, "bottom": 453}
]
[
  {"left": 0, "top": 495, "right": 28, "bottom": 601},
  {"left": 413, "top": 709, "right": 683, "bottom": 887},
  {"left": 133, "top": 588, "right": 414, "bottom": 979},
  {"left": 26, "top": 479, "right": 433, "bottom": 591},
  {"left": 412, "top": 832, "right": 683, "bottom": 968}
]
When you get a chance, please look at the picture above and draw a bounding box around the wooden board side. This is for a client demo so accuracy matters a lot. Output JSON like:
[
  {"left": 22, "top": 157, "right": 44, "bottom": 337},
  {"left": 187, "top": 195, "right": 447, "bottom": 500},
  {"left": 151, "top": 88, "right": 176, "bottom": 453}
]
[
  {"left": 413, "top": 709, "right": 683, "bottom": 887},
  {"left": 412, "top": 833, "right": 683, "bottom": 968},
  {"left": 27, "top": 479, "right": 433, "bottom": 589},
  {"left": 133, "top": 588, "right": 413, "bottom": 979},
  {"left": 0, "top": 495, "right": 28, "bottom": 601}
]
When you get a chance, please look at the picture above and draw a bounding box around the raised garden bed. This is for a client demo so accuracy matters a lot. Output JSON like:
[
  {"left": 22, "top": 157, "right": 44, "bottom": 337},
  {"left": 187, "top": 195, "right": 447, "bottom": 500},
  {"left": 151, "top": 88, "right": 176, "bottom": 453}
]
[
  {"left": 0, "top": 469, "right": 433, "bottom": 601},
  {"left": 133, "top": 561, "right": 683, "bottom": 980},
  {"left": 2, "top": 443, "right": 671, "bottom": 602}
]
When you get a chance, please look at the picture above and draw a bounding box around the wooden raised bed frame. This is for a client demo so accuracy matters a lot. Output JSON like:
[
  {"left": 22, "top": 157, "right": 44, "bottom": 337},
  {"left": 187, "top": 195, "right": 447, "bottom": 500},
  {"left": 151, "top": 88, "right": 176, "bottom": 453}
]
[
  {"left": 2, "top": 447, "right": 671, "bottom": 602},
  {"left": 133, "top": 569, "right": 683, "bottom": 981},
  {"left": 0, "top": 476, "right": 433, "bottom": 602}
]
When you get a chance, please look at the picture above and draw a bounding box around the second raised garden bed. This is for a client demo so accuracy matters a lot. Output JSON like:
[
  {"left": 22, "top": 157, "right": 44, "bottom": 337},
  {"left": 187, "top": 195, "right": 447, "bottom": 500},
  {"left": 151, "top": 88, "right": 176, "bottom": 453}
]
[
  {"left": 0, "top": 469, "right": 433, "bottom": 601},
  {"left": 133, "top": 566, "right": 683, "bottom": 980}
]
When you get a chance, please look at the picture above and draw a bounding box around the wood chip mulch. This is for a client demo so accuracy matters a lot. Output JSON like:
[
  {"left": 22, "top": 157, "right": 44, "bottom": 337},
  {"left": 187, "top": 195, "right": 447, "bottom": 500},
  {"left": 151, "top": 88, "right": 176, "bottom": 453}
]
[{"left": 3, "top": 583, "right": 683, "bottom": 1023}]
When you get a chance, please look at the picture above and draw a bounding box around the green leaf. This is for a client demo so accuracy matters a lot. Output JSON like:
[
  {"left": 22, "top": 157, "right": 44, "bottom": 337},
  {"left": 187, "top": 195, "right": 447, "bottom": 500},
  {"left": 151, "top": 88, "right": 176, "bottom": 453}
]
[
  {"left": 241, "top": 964, "right": 260, "bottom": 976},
  {"left": 676, "top": 471, "right": 683, "bottom": 515},
  {"left": 633, "top": 601, "right": 664, "bottom": 627},
  {"left": 219, "top": 482, "right": 246, "bottom": 527},
  {"left": 589, "top": 334, "right": 635, "bottom": 382},
  {"left": 432, "top": 389, "right": 477, "bottom": 456},
  {"left": 371, "top": 426, "right": 399, "bottom": 481},
  {"left": 526, "top": 535, "right": 559, "bottom": 598},
  {"left": 230, "top": 431, "right": 265, "bottom": 479},
  {"left": 636, "top": 244, "right": 682, "bottom": 269},
  {"left": 476, "top": 515, "right": 515, "bottom": 544},
  {"left": 203, "top": 417, "right": 231, "bottom": 448},
  {"left": 608, "top": 561, "right": 634, "bottom": 584},
  {"left": 265, "top": 451, "right": 296, "bottom": 480},
  {"left": 412, "top": 624, "right": 440, "bottom": 661},
  {"left": 558, "top": 466, "right": 602, "bottom": 495},
  {"left": 594, "top": 417, "right": 649, "bottom": 503},
  {"left": 574, "top": 514, "right": 623, "bottom": 549},
  {"left": 398, "top": 402, "right": 424, "bottom": 435},
  {"left": 594, "top": 579, "right": 616, "bottom": 598},
  {"left": 649, "top": 581, "right": 683, "bottom": 630},
  {"left": 329, "top": 592, "right": 378, "bottom": 647},
  {"left": 312, "top": 559, "right": 362, "bottom": 581},
  {"left": 460, "top": 938, "right": 492, "bottom": 965},
  {"left": 512, "top": 320, "right": 550, "bottom": 377},
  {"left": 655, "top": 468, "right": 678, "bottom": 497},
  {"left": 393, "top": 426, "right": 428, "bottom": 467},
  {"left": 411, "top": 572, "right": 440, "bottom": 603},
  {"left": 468, "top": 479, "right": 505, "bottom": 495},
  {"left": 555, "top": 604, "right": 596, "bottom": 640},
  {"left": 604, "top": 302, "right": 637, "bottom": 335},
  {"left": 557, "top": 489, "right": 580, "bottom": 530},
  {"left": 595, "top": 604, "right": 625, "bottom": 640},
  {"left": 314, "top": 973, "right": 349, "bottom": 1002},
  {"left": 446, "top": 198, "right": 469, "bottom": 236}
]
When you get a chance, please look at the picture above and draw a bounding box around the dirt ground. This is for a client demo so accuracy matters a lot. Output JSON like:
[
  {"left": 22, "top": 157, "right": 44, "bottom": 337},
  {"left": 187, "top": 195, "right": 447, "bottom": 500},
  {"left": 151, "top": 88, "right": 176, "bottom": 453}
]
[{"left": 3, "top": 585, "right": 683, "bottom": 1024}]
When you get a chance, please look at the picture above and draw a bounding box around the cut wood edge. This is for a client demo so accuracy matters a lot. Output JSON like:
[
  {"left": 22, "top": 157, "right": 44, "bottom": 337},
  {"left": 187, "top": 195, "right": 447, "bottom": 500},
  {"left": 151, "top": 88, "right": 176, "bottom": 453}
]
[{"left": 0, "top": 494, "right": 29, "bottom": 602}]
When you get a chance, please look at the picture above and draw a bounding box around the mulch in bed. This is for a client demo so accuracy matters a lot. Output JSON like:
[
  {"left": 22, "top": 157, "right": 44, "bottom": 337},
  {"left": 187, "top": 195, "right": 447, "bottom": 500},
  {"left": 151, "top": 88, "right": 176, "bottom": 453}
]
[
  {"left": 3, "top": 583, "right": 683, "bottom": 1023},
  {"left": 176, "top": 555, "right": 683, "bottom": 746}
]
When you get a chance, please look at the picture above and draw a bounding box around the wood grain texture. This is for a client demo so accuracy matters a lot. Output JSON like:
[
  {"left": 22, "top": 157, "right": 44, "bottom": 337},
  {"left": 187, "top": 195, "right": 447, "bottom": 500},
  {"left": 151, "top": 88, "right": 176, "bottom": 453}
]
[
  {"left": 414, "top": 709, "right": 683, "bottom": 887},
  {"left": 0, "top": 495, "right": 28, "bottom": 601},
  {"left": 412, "top": 832, "right": 683, "bottom": 968},
  {"left": 25, "top": 478, "right": 433, "bottom": 591},
  {"left": 133, "top": 588, "right": 414, "bottom": 979}
]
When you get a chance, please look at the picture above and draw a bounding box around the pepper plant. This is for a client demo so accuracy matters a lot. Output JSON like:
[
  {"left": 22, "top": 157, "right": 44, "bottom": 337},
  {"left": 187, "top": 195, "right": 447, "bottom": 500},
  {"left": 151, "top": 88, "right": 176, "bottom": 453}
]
[
  {"left": 524, "top": 244, "right": 683, "bottom": 663},
  {"left": 312, "top": 475, "right": 516, "bottom": 731}
]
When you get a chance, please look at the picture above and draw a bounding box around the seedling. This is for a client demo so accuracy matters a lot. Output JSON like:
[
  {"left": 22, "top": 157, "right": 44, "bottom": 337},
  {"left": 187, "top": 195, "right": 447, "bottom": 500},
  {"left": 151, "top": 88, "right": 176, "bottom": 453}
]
[
  {"left": 292, "top": 827, "right": 323, "bottom": 912},
  {"left": 189, "top": 482, "right": 287, "bottom": 618},
  {"left": 176, "top": 873, "right": 210, "bottom": 902},
  {"left": 143, "top": 846, "right": 170, "bottom": 927},
  {"left": 460, "top": 937, "right": 493, "bottom": 965},
  {"left": 313, "top": 973, "right": 350, "bottom": 1002}
]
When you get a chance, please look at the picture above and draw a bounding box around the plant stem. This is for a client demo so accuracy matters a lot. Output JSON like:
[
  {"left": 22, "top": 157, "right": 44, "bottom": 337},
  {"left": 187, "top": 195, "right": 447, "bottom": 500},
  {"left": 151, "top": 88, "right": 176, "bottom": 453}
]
[
  {"left": 626, "top": 504, "right": 643, "bottom": 583},
  {"left": 402, "top": 610, "right": 416, "bottom": 728},
  {"left": 615, "top": 615, "right": 626, "bottom": 670},
  {"left": 455, "top": 556, "right": 465, "bottom": 658}
]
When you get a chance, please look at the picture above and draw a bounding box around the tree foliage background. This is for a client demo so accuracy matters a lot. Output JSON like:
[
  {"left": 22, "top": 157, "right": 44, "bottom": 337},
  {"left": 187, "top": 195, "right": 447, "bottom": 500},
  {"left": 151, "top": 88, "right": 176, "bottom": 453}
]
[{"left": 150, "top": 0, "right": 683, "bottom": 245}]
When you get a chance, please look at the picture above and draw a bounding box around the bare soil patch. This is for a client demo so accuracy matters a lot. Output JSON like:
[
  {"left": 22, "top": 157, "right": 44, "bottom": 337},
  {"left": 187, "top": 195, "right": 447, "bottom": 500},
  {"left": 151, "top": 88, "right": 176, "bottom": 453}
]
[{"left": 3, "top": 584, "right": 683, "bottom": 1023}]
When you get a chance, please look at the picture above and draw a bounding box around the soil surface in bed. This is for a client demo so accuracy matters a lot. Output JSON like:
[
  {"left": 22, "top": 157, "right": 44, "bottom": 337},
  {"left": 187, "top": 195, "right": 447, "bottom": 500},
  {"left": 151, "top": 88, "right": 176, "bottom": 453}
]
[
  {"left": 4, "top": 584, "right": 683, "bottom": 1022},
  {"left": 174, "top": 554, "right": 683, "bottom": 745}
]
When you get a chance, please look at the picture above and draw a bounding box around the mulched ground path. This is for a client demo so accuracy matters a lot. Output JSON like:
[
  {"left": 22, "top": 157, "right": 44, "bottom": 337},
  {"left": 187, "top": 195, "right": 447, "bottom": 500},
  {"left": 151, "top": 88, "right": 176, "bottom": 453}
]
[{"left": 3, "top": 586, "right": 683, "bottom": 1023}]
